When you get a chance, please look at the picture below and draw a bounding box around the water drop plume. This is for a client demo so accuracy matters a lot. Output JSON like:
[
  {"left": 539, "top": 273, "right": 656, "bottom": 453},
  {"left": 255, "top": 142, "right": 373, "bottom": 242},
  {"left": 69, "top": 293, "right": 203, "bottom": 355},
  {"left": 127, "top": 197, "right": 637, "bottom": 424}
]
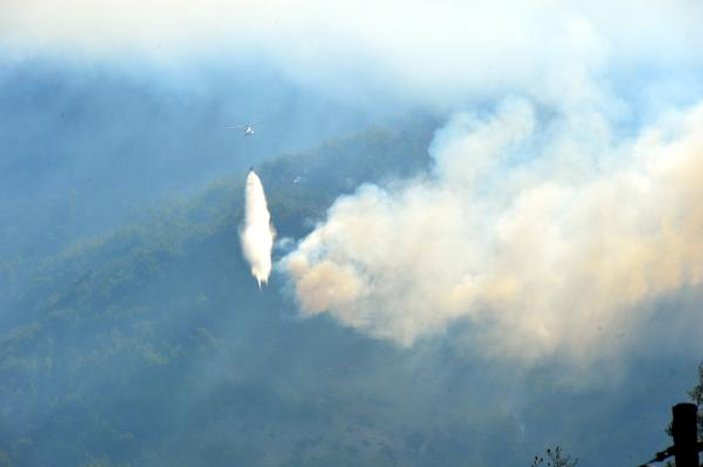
[{"left": 241, "top": 170, "right": 275, "bottom": 288}]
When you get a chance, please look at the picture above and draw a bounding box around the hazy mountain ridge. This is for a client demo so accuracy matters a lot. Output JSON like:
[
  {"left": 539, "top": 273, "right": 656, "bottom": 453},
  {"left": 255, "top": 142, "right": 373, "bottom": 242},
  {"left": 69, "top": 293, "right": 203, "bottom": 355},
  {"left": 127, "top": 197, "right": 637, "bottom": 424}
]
[
  {"left": 2, "top": 2, "right": 701, "bottom": 465},
  {"left": 0, "top": 120, "right": 697, "bottom": 467},
  {"left": 0, "top": 124, "right": 435, "bottom": 466}
]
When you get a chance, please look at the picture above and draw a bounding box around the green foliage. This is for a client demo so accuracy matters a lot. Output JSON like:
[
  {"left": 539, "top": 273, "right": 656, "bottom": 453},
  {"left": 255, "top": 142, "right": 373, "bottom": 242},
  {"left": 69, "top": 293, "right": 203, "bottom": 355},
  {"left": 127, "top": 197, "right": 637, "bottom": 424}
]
[{"left": 0, "top": 122, "right": 437, "bottom": 466}]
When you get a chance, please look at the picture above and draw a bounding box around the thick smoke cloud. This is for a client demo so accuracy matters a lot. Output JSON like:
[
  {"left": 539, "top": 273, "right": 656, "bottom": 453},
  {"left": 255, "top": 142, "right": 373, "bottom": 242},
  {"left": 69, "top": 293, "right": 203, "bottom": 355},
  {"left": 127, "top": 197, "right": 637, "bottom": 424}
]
[
  {"left": 284, "top": 97, "right": 703, "bottom": 362},
  {"left": 241, "top": 170, "right": 275, "bottom": 288}
]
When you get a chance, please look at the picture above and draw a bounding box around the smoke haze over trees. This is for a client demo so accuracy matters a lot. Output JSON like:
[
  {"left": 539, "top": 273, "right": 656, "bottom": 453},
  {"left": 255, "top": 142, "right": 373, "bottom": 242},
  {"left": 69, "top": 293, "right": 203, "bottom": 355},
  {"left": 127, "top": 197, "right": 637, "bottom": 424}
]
[{"left": 1, "top": 1, "right": 702, "bottom": 465}]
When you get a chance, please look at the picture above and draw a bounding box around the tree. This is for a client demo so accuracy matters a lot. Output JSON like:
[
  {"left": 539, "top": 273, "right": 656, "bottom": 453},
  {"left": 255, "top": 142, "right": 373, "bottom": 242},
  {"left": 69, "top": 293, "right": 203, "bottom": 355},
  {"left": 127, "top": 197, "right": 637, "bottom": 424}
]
[
  {"left": 531, "top": 446, "right": 579, "bottom": 467},
  {"left": 663, "top": 360, "right": 702, "bottom": 467},
  {"left": 686, "top": 361, "right": 703, "bottom": 437}
]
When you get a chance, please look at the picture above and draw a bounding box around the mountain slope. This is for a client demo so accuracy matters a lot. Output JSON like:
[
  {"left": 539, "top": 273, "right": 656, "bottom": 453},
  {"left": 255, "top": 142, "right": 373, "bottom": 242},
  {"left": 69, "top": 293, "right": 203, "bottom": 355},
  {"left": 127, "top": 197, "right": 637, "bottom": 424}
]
[
  {"left": 0, "top": 119, "right": 694, "bottom": 467},
  {"left": 0, "top": 123, "right": 437, "bottom": 467}
]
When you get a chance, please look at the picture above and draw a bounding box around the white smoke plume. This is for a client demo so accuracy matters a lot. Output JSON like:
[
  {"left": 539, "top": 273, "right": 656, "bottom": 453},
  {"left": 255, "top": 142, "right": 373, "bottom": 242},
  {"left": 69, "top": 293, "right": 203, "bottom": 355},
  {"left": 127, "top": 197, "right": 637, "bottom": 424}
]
[
  {"left": 241, "top": 170, "right": 275, "bottom": 288},
  {"left": 283, "top": 97, "right": 703, "bottom": 363}
]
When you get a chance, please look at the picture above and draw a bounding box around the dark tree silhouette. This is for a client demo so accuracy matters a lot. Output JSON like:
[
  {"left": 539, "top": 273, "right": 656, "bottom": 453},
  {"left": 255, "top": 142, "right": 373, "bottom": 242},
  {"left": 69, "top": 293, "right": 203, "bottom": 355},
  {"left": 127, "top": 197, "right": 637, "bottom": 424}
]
[
  {"left": 531, "top": 446, "right": 579, "bottom": 467},
  {"left": 686, "top": 362, "right": 703, "bottom": 435},
  {"left": 663, "top": 361, "right": 702, "bottom": 467}
]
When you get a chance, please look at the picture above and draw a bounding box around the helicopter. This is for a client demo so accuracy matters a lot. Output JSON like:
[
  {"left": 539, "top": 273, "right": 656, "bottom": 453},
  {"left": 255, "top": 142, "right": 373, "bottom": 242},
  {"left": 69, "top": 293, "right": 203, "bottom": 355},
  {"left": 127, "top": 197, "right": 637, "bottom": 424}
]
[{"left": 226, "top": 123, "right": 257, "bottom": 136}]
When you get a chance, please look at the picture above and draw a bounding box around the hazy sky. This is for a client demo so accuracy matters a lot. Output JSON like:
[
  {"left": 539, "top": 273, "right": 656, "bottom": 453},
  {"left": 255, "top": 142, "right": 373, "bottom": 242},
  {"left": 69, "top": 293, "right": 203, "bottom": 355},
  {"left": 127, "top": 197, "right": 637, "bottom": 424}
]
[
  {"left": 3, "top": 0, "right": 702, "bottom": 107},
  {"left": 3, "top": 0, "right": 702, "bottom": 367}
]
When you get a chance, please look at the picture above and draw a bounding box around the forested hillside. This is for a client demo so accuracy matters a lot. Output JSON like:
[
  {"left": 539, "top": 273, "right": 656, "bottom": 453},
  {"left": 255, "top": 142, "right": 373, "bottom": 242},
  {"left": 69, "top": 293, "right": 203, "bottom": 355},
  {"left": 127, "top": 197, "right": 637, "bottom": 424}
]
[
  {"left": 0, "top": 120, "right": 697, "bottom": 467},
  {"left": 0, "top": 124, "right": 435, "bottom": 466}
]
